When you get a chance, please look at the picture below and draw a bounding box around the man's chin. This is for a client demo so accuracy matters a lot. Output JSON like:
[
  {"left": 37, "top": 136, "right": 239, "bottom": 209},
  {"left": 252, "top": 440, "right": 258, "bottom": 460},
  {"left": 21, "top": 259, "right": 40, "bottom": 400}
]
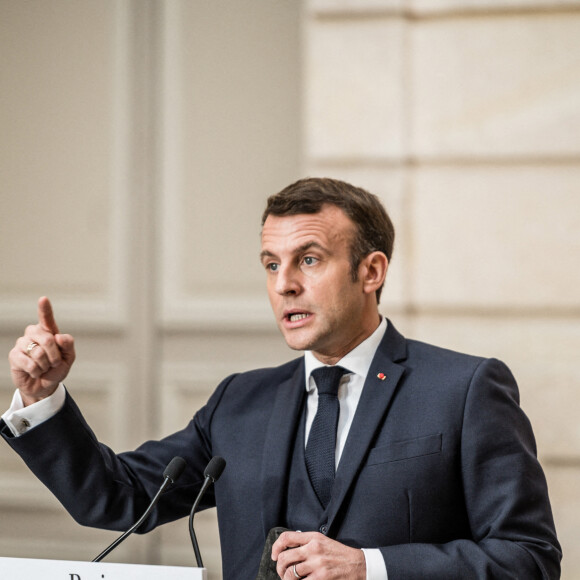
[
  {"left": 283, "top": 338, "right": 312, "bottom": 352},
  {"left": 279, "top": 329, "right": 316, "bottom": 353}
]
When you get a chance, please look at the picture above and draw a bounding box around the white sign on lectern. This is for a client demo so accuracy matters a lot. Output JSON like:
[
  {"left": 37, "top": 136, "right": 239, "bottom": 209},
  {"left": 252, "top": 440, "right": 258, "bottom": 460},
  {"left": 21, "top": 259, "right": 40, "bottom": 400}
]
[{"left": 0, "top": 557, "right": 206, "bottom": 579}]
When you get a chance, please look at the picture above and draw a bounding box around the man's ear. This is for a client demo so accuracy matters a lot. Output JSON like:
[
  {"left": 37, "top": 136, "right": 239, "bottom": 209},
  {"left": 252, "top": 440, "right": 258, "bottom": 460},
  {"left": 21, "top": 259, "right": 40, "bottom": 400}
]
[{"left": 360, "top": 252, "right": 389, "bottom": 296}]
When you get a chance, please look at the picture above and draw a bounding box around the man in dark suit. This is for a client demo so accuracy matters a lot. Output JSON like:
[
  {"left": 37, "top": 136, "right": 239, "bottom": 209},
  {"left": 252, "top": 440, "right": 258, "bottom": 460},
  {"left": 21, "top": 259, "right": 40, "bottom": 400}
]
[{"left": 2, "top": 178, "right": 561, "bottom": 579}]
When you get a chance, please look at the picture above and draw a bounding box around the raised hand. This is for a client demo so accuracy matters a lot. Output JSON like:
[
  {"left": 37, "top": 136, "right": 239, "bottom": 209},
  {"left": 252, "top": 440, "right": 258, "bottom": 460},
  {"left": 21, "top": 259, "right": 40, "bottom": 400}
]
[{"left": 8, "top": 297, "right": 76, "bottom": 406}]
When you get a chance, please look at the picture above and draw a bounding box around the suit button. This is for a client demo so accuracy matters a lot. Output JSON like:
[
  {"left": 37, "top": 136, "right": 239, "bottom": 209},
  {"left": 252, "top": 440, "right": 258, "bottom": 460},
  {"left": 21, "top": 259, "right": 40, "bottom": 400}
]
[{"left": 319, "top": 525, "right": 328, "bottom": 534}]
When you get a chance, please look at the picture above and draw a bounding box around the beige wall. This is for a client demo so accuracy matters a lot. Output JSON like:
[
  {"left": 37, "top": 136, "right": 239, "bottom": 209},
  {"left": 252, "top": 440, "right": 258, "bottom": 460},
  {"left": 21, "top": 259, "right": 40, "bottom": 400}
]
[{"left": 1, "top": 0, "right": 579, "bottom": 578}]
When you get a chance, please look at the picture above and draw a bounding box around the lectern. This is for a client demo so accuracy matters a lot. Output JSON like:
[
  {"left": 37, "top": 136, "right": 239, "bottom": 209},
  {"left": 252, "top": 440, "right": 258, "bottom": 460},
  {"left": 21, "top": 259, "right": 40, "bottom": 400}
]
[{"left": 0, "top": 556, "right": 206, "bottom": 579}]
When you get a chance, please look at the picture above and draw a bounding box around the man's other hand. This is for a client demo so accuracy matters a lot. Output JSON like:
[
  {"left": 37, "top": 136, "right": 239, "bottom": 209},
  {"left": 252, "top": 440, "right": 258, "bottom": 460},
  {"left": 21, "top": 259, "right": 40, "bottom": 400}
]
[{"left": 272, "top": 531, "right": 366, "bottom": 580}]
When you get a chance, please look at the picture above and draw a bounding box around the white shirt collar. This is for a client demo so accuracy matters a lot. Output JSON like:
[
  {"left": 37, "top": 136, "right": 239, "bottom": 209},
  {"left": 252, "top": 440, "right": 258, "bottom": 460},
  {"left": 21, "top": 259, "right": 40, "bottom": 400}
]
[{"left": 304, "top": 317, "right": 388, "bottom": 391}]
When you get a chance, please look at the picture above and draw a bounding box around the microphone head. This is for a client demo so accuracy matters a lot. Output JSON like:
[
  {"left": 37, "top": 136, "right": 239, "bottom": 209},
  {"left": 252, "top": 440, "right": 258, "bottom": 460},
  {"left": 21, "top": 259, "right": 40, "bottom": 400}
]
[
  {"left": 204, "top": 456, "right": 226, "bottom": 482},
  {"left": 164, "top": 456, "right": 187, "bottom": 483}
]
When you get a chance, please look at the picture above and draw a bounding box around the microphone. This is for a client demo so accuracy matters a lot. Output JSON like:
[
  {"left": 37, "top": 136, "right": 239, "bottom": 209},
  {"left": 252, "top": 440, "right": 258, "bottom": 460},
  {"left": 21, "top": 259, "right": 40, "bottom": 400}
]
[
  {"left": 92, "top": 456, "right": 186, "bottom": 562},
  {"left": 189, "top": 456, "right": 226, "bottom": 568}
]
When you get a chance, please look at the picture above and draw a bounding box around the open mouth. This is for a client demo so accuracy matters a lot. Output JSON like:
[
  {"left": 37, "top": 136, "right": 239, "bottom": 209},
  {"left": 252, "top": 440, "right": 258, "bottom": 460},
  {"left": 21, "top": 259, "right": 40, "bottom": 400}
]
[{"left": 287, "top": 312, "right": 311, "bottom": 323}]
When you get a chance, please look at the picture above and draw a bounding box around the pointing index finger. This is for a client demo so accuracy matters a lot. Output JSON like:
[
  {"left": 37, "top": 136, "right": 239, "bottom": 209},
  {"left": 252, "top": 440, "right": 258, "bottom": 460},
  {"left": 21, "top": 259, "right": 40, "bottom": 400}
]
[{"left": 38, "top": 296, "right": 60, "bottom": 335}]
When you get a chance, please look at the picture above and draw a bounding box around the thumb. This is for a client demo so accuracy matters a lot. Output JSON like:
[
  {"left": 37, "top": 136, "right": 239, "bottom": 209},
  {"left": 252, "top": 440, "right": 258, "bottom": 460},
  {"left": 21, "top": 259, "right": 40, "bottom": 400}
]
[{"left": 55, "top": 334, "right": 76, "bottom": 362}]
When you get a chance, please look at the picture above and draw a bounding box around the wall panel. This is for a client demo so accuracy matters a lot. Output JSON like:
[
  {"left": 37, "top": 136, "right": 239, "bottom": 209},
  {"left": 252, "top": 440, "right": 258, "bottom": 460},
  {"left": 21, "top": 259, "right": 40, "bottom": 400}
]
[
  {"left": 158, "top": 0, "right": 301, "bottom": 331},
  {"left": 0, "top": 0, "right": 131, "bottom": 329},
  {"left": 411, "top": 166, "right": 580, "bottom": 309},
  {"left": 411, "top": 12, "right": 580, "bottom": 158},
  {"left": 410, "top": 0, "right": 580, "bottom": 13},
  {"left": 305, "top": 17, "right": 406, "bottom": 160}
]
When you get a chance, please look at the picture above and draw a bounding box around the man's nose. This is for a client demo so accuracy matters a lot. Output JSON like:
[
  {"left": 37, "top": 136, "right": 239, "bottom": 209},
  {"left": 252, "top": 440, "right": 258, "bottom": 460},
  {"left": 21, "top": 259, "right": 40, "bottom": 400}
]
[{"left": 275, "top": 265, "right": 301, "bottom": 295}]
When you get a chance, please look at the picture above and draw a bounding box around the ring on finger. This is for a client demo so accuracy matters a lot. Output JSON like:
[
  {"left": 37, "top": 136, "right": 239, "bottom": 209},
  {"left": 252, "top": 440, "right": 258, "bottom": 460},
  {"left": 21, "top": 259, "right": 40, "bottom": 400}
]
[
  {"left": 293, "top": 564, "right": 304, "bottom": 579},
  {"left": 26, "top": 342, "right": 39, "bottom": 356}
]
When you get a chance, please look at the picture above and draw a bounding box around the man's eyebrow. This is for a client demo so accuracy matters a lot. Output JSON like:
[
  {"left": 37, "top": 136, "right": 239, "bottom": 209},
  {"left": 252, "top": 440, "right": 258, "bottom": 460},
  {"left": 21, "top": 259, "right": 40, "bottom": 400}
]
[
  {"left": 259, "top": 249, "right": 276, "bottom": 262},
  {"left": 295, "top": 241, "right": 327, "bottom": 255},
  {"left": 260, "top": 242, "right": 328, "bottom": 262}
]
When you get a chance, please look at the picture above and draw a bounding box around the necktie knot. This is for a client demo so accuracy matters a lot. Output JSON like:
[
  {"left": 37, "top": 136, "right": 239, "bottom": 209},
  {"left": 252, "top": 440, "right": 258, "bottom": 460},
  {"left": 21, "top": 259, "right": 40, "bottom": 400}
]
[{"left": 311, "top": 365, "right": 346, "bottom": 397}]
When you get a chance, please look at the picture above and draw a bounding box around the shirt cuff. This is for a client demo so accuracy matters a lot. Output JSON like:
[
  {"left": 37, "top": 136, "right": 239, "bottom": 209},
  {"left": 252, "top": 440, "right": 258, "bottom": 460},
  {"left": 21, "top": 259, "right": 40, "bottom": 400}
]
[
  {"left": 1, "top": 384, "right": 66, "bottom": 437},
  {"left": 362, "top": 548, "right": 388, "bottom": 580}
]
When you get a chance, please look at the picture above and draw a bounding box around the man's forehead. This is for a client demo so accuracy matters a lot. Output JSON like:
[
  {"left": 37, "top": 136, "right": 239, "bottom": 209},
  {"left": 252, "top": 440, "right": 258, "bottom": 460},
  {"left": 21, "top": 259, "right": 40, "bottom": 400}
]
[
  {"left": 260, "top": 208, "right": 354, "bottom": 252},
  {"left": 262, "top": 205, "right": 351, "bottom": 233}
]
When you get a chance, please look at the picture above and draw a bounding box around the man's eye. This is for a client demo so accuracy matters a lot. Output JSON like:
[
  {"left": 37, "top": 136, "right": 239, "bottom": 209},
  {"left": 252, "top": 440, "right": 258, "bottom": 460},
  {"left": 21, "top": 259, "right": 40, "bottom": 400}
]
[
  {"left": 267, "top": 263, "right": 279, "bottom": 272},
  {"left": 303, "top": 256, "right": 318, "bottom": 266}
]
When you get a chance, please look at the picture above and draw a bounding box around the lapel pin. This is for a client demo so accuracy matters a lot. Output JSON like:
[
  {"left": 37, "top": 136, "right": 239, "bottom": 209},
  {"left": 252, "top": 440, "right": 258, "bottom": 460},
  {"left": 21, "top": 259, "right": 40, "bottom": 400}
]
[{"left": 377, "top": 372, "right": 386, "bottom": 381}]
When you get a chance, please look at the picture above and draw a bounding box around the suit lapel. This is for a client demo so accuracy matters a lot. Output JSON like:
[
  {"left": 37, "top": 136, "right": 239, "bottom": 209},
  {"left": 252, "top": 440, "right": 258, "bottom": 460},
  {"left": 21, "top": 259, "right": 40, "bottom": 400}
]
[
  {"left": 260, "top": 360, "right": 306, "bottom": 537},
  {"left": 326, "top": 321, "right": 407, "bottom": 530}
]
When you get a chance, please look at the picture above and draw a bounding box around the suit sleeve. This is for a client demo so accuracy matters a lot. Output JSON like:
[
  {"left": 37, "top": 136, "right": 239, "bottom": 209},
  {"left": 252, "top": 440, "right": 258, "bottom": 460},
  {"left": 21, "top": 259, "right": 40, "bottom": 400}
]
[
  {"left": 378, "top": 358, "right": 561, "bottom": 579},
  {"left": 0, "top": 376, "right": 234, "bottom": 533}
]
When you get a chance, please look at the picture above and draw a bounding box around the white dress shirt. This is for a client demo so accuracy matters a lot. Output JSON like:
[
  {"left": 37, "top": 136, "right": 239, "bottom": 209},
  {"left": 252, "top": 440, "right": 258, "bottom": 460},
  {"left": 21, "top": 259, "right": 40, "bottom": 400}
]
[{"left": 2, "top": 383, "right": 66, "bottom": 437}]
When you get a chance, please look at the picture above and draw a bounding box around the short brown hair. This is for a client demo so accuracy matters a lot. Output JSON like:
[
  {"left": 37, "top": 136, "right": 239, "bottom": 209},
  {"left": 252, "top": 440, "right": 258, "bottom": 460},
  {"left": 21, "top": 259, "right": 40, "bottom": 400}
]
[{"left": 262, "top": 177, "right": 394, "bottom": 303}]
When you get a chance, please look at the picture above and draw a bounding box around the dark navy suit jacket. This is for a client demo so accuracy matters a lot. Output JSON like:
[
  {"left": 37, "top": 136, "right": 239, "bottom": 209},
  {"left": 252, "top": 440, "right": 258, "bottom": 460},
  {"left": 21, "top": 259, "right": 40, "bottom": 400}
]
[{"left": 1, "top": 321, "right": 561, "bottom": 579}]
